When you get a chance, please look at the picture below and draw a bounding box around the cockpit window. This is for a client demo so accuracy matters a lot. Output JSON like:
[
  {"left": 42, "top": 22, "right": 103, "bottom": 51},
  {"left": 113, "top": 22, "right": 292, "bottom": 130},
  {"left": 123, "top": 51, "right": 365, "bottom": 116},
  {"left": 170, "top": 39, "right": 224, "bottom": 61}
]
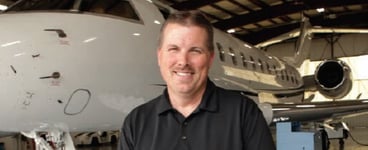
[
  {"left": 80, "top": 0, "right": 140, "bottom": 20},
  {"left": 5, "top": 0, "right": 140, "bottom": 21},
  {"left": 5, "top": 0, "right": 75, "bottom": 11}
]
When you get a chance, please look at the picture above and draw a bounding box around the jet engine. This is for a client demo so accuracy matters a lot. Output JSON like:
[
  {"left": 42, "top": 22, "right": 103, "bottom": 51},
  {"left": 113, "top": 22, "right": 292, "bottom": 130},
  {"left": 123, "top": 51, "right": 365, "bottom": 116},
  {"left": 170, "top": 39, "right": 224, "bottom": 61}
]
[{"left": 314, "top": 59, "right": 352, "bottom": 99}]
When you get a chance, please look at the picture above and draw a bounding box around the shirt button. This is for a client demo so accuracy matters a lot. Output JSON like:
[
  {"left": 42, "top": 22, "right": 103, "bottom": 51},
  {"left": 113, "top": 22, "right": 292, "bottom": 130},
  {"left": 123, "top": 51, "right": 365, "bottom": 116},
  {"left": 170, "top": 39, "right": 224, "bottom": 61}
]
[
  {"left": 183, "top": 122, "right": 188, "bottom": 126},
  {"left": 181, "top": 136, "right": 187, "bottom": 140}
]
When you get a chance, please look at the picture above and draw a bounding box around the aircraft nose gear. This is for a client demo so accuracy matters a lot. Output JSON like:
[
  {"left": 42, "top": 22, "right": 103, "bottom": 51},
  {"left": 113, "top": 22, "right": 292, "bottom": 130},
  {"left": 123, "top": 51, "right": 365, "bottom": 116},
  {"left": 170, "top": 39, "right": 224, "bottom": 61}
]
[{"left": 21, "top": 123, "right": 75, "bottom": 150}]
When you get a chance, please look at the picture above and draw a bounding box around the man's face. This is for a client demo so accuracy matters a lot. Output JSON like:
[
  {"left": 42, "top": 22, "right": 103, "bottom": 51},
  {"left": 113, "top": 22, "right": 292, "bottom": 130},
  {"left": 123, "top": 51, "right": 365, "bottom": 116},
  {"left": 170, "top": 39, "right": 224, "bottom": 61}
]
[{"left": 157, "top": 23, "right": 214, "bottom": 96}]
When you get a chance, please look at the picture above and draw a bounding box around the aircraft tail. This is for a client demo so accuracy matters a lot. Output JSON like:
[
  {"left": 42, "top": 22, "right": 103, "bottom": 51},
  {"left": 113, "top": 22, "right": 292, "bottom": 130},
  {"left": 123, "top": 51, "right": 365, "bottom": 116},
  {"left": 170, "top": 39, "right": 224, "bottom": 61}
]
[{"left": 283, "top": 16, "right": 313, "bottom": 67}]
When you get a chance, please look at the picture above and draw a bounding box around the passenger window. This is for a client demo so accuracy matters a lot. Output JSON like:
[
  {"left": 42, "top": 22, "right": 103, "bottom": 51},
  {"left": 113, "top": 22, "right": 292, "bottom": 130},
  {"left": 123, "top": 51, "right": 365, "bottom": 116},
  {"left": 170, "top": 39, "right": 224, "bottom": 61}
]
[
  {"left": 281, "top": 70, "right": 285, "bottom": 80},
  {"left": 216, "top": 43, "right": 225, "bottom": 62},
  {"left": 250, "top": 56, "right": 256, "bottom": 69},
  {"left": 265, "top": 62, "right": 270, "bottom": 73},
  {"left": 258, "top": 59, "right": 263, "bottom": 72},
  {"left": 275, "top": 70, "right": 280, "bottom": 78},
  {"left": 295, "top": 78, "right": 299, "bottom": 85},
  {"left": 272, "top": 65, "right": 276, "bottom": 74},
  {"left": 229, "top": 48, "right": 237, "bottom": 66},
  {"left": 240, "top": 52, "right": 246, "bottom": 68}
]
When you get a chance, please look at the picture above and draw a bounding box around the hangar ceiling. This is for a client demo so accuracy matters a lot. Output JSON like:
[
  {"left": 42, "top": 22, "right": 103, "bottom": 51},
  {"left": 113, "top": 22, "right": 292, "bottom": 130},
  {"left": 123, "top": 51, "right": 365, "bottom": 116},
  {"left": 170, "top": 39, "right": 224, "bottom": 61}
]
[
  {"left": 157, "top": 0, "right": 368, "bottom": 45},
  {"left": 1, "top": 0, "right": 367, "bottom": 45}
]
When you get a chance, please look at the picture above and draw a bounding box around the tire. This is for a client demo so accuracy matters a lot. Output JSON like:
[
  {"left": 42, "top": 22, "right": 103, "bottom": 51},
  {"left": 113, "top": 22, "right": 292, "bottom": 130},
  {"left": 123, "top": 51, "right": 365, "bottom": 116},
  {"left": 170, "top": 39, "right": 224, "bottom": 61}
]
[
  {"left": 320, "top": 130, "right": 330, "bottom": 150},
  {"left": 91, "top": 137, "right": 99, "bottom": 146},
  {"left": 110, "top": 135, "right": 118, "bottom": 144}
]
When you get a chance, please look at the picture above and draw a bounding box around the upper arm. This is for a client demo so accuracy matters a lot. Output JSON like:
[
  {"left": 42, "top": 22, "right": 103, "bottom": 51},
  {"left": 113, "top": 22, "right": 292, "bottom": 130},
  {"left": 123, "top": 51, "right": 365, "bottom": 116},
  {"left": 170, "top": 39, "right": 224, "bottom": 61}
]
[
  {"left": 120, "top": 114, "right": 135, "bottom": 150},
  {"left": 242, "top": 98, "right": 276, "bottom": 150}
]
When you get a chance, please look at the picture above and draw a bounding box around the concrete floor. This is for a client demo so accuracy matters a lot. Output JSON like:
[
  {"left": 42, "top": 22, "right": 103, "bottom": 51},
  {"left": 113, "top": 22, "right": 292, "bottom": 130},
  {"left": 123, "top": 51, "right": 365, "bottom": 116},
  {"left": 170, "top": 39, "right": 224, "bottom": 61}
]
[
  {"left": 1, "top": 126, "right": 368, "bottom": 150},
  {"left": 329, "top": 127, "right": 368, "bottom": 150},
  {"left": 75, "top": 127, "right": 368, "bottom": 150}
]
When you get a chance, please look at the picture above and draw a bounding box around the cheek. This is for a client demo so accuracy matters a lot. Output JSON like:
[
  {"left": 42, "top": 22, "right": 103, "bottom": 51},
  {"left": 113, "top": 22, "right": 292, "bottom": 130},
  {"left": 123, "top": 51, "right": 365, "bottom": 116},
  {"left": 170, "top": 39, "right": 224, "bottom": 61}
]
[
  {"left": 161, "top": 54, "right": 176, "bottom": 67},
  {"left": 192, "top": 58, "right": 210, "bottom": 70}
]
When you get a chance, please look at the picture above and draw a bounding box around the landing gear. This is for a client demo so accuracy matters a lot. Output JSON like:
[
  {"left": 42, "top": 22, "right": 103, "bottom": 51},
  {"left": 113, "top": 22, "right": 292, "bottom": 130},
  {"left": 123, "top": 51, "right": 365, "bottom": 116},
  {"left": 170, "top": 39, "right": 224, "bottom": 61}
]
[
  {"left": 319, "top": 129, "right": 330, "bottom": 150},
  {"left": 320, "top": 122, "right": 349, "bottom": 150},
  {"left": 337, "top": 129, "right": 349, "bottom": 150},
  {"left": 339, "top": 138, "right": 344, "bottom": 150},
  {"left": 21, "top": 124, "right": 75, "bottom": 150}
]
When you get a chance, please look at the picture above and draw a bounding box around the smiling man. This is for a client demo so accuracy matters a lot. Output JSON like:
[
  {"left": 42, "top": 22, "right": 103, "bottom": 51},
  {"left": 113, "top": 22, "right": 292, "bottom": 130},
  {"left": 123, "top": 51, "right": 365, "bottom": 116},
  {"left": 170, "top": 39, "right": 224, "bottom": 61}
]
[{"left": 120, "top": 10, "right": 276, "bottom": 150}]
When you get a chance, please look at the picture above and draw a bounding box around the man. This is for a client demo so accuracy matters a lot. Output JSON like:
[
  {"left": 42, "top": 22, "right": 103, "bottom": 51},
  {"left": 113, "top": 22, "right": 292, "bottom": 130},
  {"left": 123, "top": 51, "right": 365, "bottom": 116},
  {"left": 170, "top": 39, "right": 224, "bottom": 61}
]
[{"left": 120, "top": 10, "right": 276, "bottom": 150}]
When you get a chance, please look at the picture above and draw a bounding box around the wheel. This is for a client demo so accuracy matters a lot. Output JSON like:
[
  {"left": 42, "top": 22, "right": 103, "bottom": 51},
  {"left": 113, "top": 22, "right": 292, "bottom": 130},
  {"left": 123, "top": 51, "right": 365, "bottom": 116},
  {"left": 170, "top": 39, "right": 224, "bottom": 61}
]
[
  {"left": 110, "top": 135, "right": 118, "bottom": 144},
  {"left": 91, "top": 137, "right": 99, "bottom": 146},
  {"left": 320, "top": 129, "right": 330, "bottom": 150}
]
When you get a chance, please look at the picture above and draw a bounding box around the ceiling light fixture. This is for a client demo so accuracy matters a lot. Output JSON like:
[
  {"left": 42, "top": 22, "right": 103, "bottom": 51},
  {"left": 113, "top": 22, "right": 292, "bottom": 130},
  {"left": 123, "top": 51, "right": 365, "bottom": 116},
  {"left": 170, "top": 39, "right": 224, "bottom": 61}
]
[
  {"left": 316, "top": 8, "right": 325, "bottom": 13},
  {"left": 0, "top": 4, "right": 8, "bottom": 11},
  {"left": 227, "top": 29, "right": 236, "bottom": 34}
]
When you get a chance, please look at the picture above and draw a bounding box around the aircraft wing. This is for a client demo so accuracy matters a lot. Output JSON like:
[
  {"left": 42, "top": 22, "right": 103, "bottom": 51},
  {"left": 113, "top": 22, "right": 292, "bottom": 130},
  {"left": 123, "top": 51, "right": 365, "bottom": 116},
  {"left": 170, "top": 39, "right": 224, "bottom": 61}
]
[{"left": 271, "top": 99, "right": 368, "bottom": 123}]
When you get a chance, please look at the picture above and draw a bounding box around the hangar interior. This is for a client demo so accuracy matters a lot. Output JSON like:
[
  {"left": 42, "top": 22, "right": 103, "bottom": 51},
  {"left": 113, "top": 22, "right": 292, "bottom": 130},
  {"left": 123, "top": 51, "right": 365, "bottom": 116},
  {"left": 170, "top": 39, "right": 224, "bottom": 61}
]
[{"left": 0, "top": 0, "right": 368, "bottom": 149}]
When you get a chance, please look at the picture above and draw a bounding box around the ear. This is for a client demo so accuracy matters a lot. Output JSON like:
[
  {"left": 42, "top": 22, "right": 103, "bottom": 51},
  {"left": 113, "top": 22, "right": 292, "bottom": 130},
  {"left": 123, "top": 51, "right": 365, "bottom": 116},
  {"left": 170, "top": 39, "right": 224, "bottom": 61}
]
[{"left": 209, "top": 51, "right": 215, "bottom": 66}]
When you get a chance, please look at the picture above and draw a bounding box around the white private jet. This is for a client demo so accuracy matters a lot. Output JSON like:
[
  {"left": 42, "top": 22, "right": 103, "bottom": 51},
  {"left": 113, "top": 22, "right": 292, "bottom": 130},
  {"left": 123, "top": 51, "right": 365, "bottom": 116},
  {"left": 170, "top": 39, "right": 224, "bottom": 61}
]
[{"left": 1, "top": 0, "right": 368, "bottom": 149}]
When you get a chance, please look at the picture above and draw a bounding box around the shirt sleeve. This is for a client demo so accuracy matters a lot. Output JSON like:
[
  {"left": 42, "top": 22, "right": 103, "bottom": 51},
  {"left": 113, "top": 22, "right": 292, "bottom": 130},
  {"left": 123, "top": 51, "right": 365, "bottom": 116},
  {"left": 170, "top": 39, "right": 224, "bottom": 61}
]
[
  {"left": 242, "top": 98, "right": 276, "bottom": 150},
  {"left": 119, "top": 114, "right": 135, "bottom": 150}
]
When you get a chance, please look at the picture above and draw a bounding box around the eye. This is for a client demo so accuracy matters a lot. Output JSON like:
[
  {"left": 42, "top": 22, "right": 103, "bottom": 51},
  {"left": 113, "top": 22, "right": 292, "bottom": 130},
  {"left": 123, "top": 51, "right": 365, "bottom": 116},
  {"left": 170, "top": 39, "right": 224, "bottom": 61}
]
[
  {"left": 190, "top": 48, "right": 204, "bottom": 54},
  {"left": 167, "top": 45, "right": 179, "bottom": 52}
]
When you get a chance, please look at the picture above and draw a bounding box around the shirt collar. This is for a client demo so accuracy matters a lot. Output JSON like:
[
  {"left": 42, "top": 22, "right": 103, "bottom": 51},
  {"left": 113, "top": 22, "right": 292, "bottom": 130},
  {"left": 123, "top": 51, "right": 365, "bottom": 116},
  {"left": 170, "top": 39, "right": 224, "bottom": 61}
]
[
  {"left": 198, "top": 79, "right": 218, "bottom": 112},
  {"left": 156, "top": 89, "right": 174, "bottom": 115},
  {"left": 156, "top": 78, "right": 218, "bottom": 115}
]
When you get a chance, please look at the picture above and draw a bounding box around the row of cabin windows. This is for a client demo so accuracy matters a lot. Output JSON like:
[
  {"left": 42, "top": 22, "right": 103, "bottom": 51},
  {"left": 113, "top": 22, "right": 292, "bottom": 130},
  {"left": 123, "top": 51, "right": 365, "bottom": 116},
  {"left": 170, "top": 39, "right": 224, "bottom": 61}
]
[{"left": 216, "top": 42, "right": 299, "bottom": 85}]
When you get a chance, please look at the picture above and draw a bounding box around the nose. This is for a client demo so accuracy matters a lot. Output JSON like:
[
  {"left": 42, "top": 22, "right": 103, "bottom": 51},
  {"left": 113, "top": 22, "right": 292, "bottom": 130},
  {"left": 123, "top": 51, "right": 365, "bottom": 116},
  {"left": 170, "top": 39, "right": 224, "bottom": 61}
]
[{"left": 177, "top": 51, "right": 189, "bottom": 67}]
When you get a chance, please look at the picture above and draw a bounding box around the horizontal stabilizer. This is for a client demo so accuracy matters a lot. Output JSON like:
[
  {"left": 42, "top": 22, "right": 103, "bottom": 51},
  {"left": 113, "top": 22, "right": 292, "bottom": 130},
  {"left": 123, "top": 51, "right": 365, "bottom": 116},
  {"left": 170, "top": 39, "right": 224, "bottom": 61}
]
[{"left": 272, "top": 100, "right": 368, "bottom": 123}]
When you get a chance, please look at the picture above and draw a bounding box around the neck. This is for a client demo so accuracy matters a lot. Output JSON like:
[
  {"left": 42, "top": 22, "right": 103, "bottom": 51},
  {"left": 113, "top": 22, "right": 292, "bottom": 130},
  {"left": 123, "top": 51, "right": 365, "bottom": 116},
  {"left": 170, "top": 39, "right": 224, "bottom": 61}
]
[{"left": 168, "top": 88, "right": 205, "bottom": 118}]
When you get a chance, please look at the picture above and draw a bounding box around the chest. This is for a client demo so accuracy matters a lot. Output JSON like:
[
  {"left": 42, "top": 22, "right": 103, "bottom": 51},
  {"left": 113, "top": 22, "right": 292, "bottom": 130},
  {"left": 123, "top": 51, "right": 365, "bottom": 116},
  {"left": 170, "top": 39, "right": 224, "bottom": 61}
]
[{"left": 134, "top": 112, "right": 244, "bottom": 150}]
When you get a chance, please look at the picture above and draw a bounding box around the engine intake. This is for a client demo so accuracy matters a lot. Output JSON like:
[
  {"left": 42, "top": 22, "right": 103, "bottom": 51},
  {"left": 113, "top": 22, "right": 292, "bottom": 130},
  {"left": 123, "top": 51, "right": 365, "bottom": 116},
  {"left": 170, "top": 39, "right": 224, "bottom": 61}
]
[{"left": 315, "top": 59, "right": 352, "bottom": 99}]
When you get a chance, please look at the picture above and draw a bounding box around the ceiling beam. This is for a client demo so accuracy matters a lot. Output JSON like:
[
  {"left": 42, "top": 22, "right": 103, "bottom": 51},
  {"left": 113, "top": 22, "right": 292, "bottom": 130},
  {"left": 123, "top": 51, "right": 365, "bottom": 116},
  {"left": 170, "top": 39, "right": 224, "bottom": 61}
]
[
  {"left": 170, "top": 0, "right": 221, "bottom": 10},
  {"left": 213, "top": 0, "right": 368, "bottom": 30},
  {"left": 236, "top": 10, "right": 368, "bottom": 44},
  {"left": 236, "top": 22, "right": 300, "bottom": 45},
  {"left": 311, "top": 10, "right": 368, "bottom": 27},
  {"left": 213, "top": 2, "right": 304, "bottom": 30}
]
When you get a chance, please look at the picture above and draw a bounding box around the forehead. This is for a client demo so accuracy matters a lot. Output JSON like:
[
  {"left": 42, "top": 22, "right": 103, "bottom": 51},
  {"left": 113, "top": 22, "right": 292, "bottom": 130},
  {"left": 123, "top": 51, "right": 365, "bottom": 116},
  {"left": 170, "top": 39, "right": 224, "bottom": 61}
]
[
  {"left": 162, "top": 23, "right": 208, "bottom": 40},
  {"left": 164, "top": 23, "right": 205, "bottom": 32}
]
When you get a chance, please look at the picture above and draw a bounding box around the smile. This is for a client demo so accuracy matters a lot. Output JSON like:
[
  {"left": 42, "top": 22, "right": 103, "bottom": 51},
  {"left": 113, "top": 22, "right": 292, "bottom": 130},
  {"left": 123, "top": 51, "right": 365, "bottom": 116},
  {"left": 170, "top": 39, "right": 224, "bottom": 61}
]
[{"left": 174, "top": 71, "right": 194, "bottom": 76}]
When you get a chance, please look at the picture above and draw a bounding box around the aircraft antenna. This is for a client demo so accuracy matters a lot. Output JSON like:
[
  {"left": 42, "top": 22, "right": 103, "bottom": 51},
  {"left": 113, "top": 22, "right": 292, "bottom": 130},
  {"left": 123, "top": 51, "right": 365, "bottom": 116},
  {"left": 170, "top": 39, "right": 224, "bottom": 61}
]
[{"left": 71, "top": 0, "right": 82, "bottom": 11}]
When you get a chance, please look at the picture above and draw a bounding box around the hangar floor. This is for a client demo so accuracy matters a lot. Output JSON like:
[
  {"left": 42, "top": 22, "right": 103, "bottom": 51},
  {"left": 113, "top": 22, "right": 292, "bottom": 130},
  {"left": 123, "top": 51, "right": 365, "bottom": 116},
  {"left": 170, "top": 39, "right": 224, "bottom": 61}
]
[
  {"left": 1, "top": 126, "right": 367, "bottom": 150},
  {"left": 75, "top": 127, "right": 368, "bottom": 150},
  {"left": 328, "top": 127, "right": 368, "bottom": 150}
]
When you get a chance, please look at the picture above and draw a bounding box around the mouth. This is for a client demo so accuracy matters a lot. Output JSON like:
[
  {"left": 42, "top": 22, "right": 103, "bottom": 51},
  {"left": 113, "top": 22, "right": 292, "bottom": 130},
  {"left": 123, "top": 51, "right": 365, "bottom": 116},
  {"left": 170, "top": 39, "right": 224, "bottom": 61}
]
[{"left": 174, "top": 71, "right": 194, "bottom": 77}]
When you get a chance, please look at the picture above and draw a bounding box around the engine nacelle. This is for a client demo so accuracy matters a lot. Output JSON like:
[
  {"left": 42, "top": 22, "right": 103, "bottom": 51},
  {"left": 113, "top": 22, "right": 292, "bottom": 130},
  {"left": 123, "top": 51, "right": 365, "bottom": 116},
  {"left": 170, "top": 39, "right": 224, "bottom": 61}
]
[{"left": 314, "top": 59, "right": 352, "bottom": 99}]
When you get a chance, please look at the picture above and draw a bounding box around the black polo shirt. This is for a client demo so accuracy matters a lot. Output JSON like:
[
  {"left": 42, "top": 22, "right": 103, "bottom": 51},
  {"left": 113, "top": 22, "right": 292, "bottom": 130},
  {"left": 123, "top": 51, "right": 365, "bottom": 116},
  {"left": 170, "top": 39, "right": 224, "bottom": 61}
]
[{"left": 120, "top": 80, "right": 276, "bottom": 150}]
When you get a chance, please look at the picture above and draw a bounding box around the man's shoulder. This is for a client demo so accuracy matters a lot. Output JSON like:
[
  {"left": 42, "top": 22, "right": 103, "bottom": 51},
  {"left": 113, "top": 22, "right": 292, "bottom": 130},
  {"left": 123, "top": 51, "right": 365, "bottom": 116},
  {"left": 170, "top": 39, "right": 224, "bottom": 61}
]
[
  {"left": 123, "top": 96, "right": 162, "bottom": 125},
  {"left": 130, "top": 95, "right": 161, "bottom": 115},
  {"left": 215, "top": 86, "right": 249, "bottom": 99}
]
